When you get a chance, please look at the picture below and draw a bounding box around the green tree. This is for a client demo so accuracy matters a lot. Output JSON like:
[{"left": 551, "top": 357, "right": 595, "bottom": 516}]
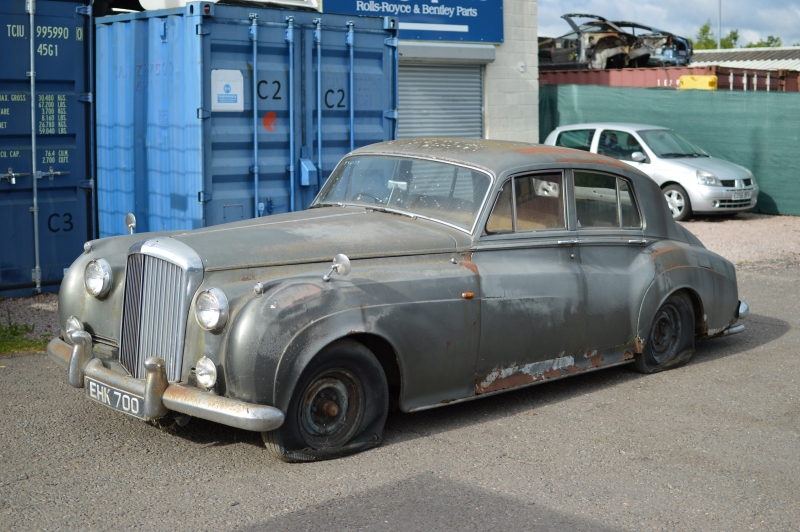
[
  {"left": 690, "top": 20, "right": 740, "bottom": 49},
  {"left": 691, "top": 20, "right": 716, "bottom": 49},
  {"left": 721, "top": 29, "right": 740, "bottom": 49},
  {"left": 745, "top": 35, "right": 783, "bottom": 48}
]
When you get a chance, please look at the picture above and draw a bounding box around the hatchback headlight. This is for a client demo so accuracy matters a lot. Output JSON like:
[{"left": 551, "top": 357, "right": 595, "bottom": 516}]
[
  {"left": 195, "top": 288, "right": 229, "bottom": 331},
  {"left": 696, "top": 170, "right": 721, "bottom": 186},
  {"left": 84, "top": 259, "right": 112, "bottom": 298}
]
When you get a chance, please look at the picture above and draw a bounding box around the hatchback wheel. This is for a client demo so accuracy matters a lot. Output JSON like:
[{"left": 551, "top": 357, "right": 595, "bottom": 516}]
[{"left": 663, "top": 184, "right": 692, "bottom": 221}]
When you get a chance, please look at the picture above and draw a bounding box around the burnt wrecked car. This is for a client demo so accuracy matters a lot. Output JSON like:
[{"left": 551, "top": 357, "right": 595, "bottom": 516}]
[
  {"left": 48, "top": 139, "right": 748, "bottom": 462},
  {"left": 539, "top": 14, "right": 668, "bottom": 70},
  {"left": 612, "top": 21, "right": 693, "bottom": 66}
]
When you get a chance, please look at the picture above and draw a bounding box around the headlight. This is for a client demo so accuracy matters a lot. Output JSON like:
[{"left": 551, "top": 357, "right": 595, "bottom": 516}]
[
  {"left": 744, "top": 168, "right": 755, "bottom": 182},
  {"left": 84, "top": 259, "right": 112, "bottom": 298},
  {"left": 195, "top": 356, "right": 217, "bottom": 390},
  {"left": 696, "top": 170, "right": 721, "bottom": 186},
  {"left": 195, "top": 287, "right": 229, "bottom": 331}
]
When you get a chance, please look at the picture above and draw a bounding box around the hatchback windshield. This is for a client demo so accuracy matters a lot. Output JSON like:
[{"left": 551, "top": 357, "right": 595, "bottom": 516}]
[
  {"left": 313, "top": 156, "right": 492, "bottom": 231},
  {"left": 638, "top": 129, "right": 709, "bottom": 158}
]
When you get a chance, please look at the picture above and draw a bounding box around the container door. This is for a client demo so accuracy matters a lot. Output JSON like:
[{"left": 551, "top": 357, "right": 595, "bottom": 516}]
[{"left": 0, "top": 0, "right": 92, "bottom": 297}]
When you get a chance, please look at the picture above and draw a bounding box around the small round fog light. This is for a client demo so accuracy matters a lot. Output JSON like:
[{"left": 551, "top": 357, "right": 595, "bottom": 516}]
[{"left": 195, "top": 356, "right": 217, "bottom": 390}]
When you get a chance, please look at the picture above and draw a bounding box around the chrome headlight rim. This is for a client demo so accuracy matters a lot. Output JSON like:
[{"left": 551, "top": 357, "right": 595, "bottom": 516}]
[
  {"left": 84, "top": 258, "right": 113, "bottom": 298},
  {"left": 194, "top": 287, "right": 229, "bottom": 332},
  {"left": 696, "top": 169, "right": 721, "bottom": 186}
]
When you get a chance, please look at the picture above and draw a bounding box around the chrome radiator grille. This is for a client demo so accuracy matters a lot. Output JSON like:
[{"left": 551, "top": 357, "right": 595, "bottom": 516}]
[{"left": 119, "top": 253, "right": 187, "bottom": 381}]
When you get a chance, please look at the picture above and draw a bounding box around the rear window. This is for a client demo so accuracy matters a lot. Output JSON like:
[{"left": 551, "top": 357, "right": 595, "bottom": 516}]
[{"left": 556, "top": 129, "right": 595, "bottom": 152}]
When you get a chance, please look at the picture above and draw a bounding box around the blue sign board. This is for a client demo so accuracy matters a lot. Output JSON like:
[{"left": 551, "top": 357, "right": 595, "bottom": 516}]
[{"left": 324, "top": 0, "right": 503, "bottom": 43}]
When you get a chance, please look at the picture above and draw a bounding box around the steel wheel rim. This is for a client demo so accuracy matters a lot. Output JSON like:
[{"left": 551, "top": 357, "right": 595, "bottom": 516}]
[
  {"left": 664, "top": 190, "right": 685, "bottom": 217},
  {"left": 650, "top": 303, "right": 682, "bottom": 364},
  {"left": 299, "top": 368, "right": 364, "bottom": 448}
]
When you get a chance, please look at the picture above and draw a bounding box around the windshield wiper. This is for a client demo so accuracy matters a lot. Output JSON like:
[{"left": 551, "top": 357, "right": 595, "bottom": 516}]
[
  {"left": 365, "top": 206, "right": 416, "bottom": 219},
  {"left": 308, "top": 202, "right": 340, "bottom": 209},
  {"left": 658, "top": 152, "right": 709, "bottom": 158}
]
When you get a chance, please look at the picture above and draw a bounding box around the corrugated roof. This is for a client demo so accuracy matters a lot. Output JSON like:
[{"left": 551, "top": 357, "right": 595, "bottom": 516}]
[
  {"left": 693, "top": 46, "right": 800, "bottom": 62},
  {"left": 691, "top": 59, "right": 800, "bottom": 71}
]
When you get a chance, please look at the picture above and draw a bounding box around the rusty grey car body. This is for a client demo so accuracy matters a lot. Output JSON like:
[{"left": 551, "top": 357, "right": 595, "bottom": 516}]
[{"left": 48, "top": 139, "right": 748, "bottom": 462}]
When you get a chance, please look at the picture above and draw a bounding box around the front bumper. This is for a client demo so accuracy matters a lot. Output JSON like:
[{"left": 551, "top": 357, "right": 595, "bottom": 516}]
[
  {"left": 47, "top": 333, "right": 285, "bottom": 433},
  {"left": 693, "top": 185, "right": 759, "bottom": 214}
]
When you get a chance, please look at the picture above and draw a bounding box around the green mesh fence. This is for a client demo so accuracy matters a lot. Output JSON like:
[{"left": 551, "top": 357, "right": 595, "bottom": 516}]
[{"left": 539, "top": 85, "right": 800, "bottom": 216}]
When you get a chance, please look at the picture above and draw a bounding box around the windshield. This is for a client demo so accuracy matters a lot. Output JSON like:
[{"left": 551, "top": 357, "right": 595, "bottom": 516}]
[
  {"left": 313, "top": 156, "right": 492, "bottom": 232},
  {"left": 638, "top": 129, "right": 709, "bottom": 158}
]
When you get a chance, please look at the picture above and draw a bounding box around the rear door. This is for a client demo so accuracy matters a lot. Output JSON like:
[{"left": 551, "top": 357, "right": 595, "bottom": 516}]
[{"left": 573, "top": 169, "right": 647, "bottom": 359}]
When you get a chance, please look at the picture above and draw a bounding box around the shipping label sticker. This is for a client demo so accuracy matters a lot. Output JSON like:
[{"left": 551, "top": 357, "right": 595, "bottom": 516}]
[{"left": 211, "top": 70, "right": 244, "bottom": 112}]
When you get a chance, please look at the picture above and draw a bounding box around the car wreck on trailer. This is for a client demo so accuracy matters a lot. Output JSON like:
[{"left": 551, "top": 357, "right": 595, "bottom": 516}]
[
  {"left": 49, "top": 139, "right": 748, "bottom": 462},
  {"left": 612, "top": 21, "right": 693, "bottom": 66},
  {"left": 539, "top": 14, "right": 669, "bottom": 70}
]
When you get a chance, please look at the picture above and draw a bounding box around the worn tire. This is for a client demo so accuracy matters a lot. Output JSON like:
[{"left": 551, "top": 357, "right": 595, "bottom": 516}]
[
  {"left": 263, "top": 339, "right": 389, "bottom": 462},
  {"left": 633, "top": 293, "right": 695, "bottom": 374},
  {"left": 663, "top": 184, "right": 692, "bottom": 221}
]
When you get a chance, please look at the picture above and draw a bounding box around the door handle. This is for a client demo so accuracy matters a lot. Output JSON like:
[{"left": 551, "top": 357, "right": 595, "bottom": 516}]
[
  {"left": 557, "top": 239, "right": 581, "bottom": 245},
  {"left": 628, "top": 239, "right": 648, "bottom": 245}
]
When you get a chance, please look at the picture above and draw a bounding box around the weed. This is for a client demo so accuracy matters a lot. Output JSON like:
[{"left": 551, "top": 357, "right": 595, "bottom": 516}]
[{"left": 0, "top": 310, "right": 49, "bottom": 354}]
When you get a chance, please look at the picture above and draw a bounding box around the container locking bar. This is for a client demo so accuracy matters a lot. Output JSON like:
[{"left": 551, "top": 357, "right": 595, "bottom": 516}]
[
  {"left": 1, "top": 168, "right": 30, "bottom": 185},
  {"left": 36, "top": 166, "right": 70, "bottom": 181}
]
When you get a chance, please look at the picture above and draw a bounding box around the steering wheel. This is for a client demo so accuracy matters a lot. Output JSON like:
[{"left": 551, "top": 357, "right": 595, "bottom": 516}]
[{"left": 355, "top": 192, "right": 382, "bottom": 204}]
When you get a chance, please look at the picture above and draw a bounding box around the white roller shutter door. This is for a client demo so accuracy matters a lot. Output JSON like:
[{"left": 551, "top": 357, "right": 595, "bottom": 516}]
[{"left": 398, "top": 63, "right": 483, "bottom": 139}]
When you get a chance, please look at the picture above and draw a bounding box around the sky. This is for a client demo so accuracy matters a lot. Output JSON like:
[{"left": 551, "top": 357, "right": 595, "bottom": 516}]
[{"left": 537, "top": 0, "right": 800, "bottom": 47}]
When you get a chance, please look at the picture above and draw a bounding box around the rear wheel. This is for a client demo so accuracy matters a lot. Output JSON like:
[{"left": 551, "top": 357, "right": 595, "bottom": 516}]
[
  {"left": 633, "top": 293, "right": 695, "bottom": 374},
  {"left": 663, "top": 184, "right": 692, "bottom": 221},
  {"left": 263, "top": 339, "right": 389, "bottom": 462}
]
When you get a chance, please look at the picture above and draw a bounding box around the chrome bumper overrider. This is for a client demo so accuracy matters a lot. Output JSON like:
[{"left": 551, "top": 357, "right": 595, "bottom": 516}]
[
  {"left": 709, "top": 300, "right": 749, "bottom": 338},
  {"left": 47, "top": 333, "right": 284, "bottom": 433}
]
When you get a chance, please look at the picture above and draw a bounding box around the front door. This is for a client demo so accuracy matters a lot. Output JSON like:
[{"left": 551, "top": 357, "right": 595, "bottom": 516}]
[{"left": 471, "top": 171, "right": 586, "bottom": 394}]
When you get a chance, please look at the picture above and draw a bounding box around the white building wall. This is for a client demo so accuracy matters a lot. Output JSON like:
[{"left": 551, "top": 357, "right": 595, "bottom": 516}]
[{"left": 485, "top": 0, "right": 539, "bottom": 143}]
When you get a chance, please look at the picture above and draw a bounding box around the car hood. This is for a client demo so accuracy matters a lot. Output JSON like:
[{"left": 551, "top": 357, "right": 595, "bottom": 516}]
[
  {"left": 168, "top": 207, "right": 463, "bottom": 272},
  {"left": 665, "top": 156, "right": 751, "bottom": 179}
]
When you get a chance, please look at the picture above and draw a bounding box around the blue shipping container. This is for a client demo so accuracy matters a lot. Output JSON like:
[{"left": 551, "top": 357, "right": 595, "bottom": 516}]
[
  {"left": 96, "top": 2, "right": 398, "bottom": 237},
  {"left": 0, "top": 0, "right": 93, "bottom": 298}
]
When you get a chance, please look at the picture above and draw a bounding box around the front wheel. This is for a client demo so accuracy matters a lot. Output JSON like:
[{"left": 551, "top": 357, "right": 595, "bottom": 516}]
[
  {"left": 633, "top": 293, "right": 695, "bottom": 374},
  {"left": 263, "top": 339, "right": 389, "bottom": 462},
  {"left": 663, "top": 184, "right": 692, "bottom": 221}
]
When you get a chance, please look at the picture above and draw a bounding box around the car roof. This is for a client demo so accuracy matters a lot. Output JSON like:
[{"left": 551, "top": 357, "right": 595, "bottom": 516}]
[
  {"left": 350, "top": 138, "right": 631, "bottom": 175},
  {"left": 553, "top": 123, "right": 671, "bottom": 132}
]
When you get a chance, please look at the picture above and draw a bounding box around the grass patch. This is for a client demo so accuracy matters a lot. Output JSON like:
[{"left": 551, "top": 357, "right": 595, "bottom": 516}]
[{"left": 0, "top": 310, "right": 49, "bottom": 354}]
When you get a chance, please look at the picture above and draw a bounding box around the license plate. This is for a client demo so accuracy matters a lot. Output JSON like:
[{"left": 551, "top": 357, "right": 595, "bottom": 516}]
[
  {"left": 732, "top": 190, "right": 752, "bottom": 200},
  {"left": 86, "top": 378, "right": 145, "bottom": 419}
]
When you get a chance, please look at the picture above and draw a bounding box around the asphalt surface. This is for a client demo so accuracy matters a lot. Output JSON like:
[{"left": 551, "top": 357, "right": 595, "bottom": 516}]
[{"left": 1, "top": 267, "right": 798, "bottom": 531}]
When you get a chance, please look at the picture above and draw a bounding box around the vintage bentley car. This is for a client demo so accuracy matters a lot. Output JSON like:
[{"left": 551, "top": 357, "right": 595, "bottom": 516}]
[{"left": 48, "top": 139, "right": 748, "bottom": 462}]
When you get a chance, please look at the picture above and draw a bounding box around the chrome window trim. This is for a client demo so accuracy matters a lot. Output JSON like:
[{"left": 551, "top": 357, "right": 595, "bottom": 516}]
[
  {"left": 483, "top": 170, "right": 569, "bottom": 236},
  {"left": 573, "top": 169, "right": 644, "bottom": 230}
]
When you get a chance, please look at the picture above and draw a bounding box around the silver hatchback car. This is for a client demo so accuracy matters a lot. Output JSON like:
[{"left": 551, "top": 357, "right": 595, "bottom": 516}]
[{"left": 544, "top": 123, "right": 759, "bottom": 220}]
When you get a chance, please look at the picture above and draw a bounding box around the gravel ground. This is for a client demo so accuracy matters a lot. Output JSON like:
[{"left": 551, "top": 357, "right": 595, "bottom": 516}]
[{"left": 1, "top": 213, "right": 796, "bottom": 347}]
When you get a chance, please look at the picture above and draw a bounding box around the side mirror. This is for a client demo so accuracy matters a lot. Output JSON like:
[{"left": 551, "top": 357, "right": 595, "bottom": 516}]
[
  {"left": 125, "top": 213, "right": 137, "bottom": 234},
  {"left": 631, "top": 151, "right": 647, "bottom": 163},
  {"left": 323, "top": 254, "right": 351, "bottom": 282}
]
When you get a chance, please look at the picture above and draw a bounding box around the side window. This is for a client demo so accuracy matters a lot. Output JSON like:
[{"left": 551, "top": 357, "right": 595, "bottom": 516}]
[
  {"left": 556, "top": 129, "right": 595, "bottom": 152},
  {"left": 574, "top": 171, "right": 642, "bottom": 229},
  {"left": 486, "top": 173, "right": 565, "bottom": 234},
  {"left": 597, "top": 130, "right": 645, "bottom": 162}
]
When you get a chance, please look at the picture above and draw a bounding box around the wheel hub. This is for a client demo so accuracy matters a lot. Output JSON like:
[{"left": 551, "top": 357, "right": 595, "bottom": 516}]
[{"left": 298, "top": 369, "right": 364, "bottom": 448}]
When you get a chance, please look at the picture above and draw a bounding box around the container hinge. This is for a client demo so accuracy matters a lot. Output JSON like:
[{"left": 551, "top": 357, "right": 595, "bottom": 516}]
[
  {"left": 383, "top": 109, "right": 398, "bottom": 120},
  {"left": 383, "top": 17, "right": 397, "bottom": 31},
  {"left": 77, "top": 93, "right": 93, "bottom": 103},
  {"left": 249, "top": 166, "right": 260, "bottom": 174},
  {"left": 31, "top": 267, "right": 42, "bottom": 284},
  {"left": 37, "top": 166, "right": 70, "bottom": 181},
  {"left": 76, "top": 5, "right": 92, "bottom": 16},
  {"left": 384, "top": 37, "right": 398, "bottom": 48},
  {"left": 196, "top": 24, "right": 210, "bottom": 36},
  {"left": 78, "top": 180, "right": 94, "bottom": 190},
  {"left": 197, "top": 108, "right": 211, "bottom": 119},
  {"left": 160, "top": 20, "right": 168, "bottom": 43},
  {"left": 198, "top": 191, "right": 212, "bottom": 202}
]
